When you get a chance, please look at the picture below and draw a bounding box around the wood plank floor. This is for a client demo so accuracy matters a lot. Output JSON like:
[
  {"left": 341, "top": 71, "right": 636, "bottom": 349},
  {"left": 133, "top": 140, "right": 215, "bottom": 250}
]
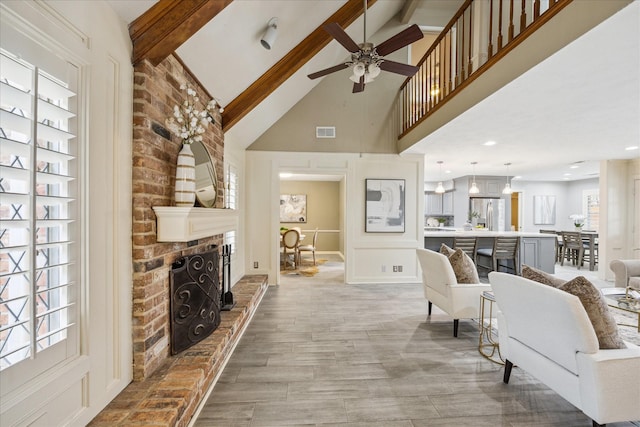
[{"left": 193, "top": 256, "right": 639, "bottom": 427}]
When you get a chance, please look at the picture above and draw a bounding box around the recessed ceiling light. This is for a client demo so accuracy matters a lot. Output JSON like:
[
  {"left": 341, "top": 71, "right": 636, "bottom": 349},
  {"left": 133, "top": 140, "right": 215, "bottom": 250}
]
[
  {"left": 625, "top": 146, "right": 639, "bottom": 151},
  {"left": 512, "top": 175, "right": 521, "bottom": 180},
  {"left": 563, "top": 177, "right": 570, "bottom": 180},
  {"left": 483, "top": 140, "right": 497, "bottom": 146},
  {"left": 564, "top": 173, "right": 571, "bottom": 176},
  {"left": 569, "top": 165, "right": 579, "bottom": 169},
  {"left": 445, "top": 170, "right": 452, "bottom": 174}
]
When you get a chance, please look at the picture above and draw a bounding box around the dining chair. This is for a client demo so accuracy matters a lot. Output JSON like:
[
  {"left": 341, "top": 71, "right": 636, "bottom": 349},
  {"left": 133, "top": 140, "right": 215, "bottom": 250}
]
[
  {"left": 477, "top": 236, "right": 519, "bottom": 275},
  {"left": 580, "top": 232, "right": 598, "bottom": 270},
  {"left": 453, "top": 236, "right": 477, "bottom": 264},
  {"left": 297, "top": 228, "right": 318, "bottom": 266},
  {"left": 560, "top": 232, "right": 584, "bottom": 269},
  {"left": 280, "top": 229, "right": 300, "bottom": 269}
]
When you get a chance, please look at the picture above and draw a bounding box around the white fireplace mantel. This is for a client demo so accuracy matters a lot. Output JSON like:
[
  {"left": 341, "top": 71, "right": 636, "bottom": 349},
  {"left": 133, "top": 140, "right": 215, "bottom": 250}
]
[{"left": 153, "top": 207, "right": 238, "bottom": 242}]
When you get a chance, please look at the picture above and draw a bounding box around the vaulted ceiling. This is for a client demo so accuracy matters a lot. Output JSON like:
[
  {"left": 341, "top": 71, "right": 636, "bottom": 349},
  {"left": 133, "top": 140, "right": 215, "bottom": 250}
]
[{"left": 107, "top": 0, "right": 639, "bottom": 182}]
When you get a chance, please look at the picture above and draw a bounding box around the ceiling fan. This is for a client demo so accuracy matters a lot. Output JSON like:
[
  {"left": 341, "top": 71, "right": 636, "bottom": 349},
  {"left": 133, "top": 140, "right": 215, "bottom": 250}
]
[{"left": 307, "top": 0, "right": 424, "bottom": 93}]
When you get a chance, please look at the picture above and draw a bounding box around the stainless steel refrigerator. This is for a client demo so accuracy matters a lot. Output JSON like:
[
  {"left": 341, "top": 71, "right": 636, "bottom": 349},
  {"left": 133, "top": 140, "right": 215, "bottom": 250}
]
[{"left": 469, "top": 197, "right": 505, "bottom": 231}]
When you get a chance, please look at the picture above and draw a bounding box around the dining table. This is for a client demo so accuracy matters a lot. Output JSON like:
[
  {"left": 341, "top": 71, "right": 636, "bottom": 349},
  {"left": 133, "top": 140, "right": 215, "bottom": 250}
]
[{"left": 559, "top": 230, "right": 598, "bottom": 271}]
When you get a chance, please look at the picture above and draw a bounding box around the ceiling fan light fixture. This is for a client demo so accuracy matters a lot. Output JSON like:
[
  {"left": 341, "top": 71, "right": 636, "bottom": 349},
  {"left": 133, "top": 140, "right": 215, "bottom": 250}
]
[
  {"left": 368, "top": 62, "right": 381, "bottom": 79},
  {"left": 353, "top": 62, "right": 366, "bottom": 77},
  {"left": 260, "top": 17, "right": 278, "bottom": 50}
]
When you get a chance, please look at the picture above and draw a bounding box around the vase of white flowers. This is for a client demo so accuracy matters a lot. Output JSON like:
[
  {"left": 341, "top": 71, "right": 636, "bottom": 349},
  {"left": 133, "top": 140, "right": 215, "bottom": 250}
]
[
  {"left": 569, "top": 214, "right": 585, "bottom": 231},
  {"left": 167, "top": 84, "right": 219, "bottom": 207}
]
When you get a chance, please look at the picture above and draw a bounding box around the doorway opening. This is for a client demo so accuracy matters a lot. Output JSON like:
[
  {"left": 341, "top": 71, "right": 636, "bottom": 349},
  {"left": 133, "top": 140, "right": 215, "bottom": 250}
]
[{"left": 277, "top": 173, "right": 345, "bottom": 284}]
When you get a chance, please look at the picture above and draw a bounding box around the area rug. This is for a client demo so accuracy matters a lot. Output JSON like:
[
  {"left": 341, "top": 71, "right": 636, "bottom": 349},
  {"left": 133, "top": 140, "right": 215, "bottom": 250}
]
[
  {"left": 611, "top": 309, "right": 640, "bottom": 345},
  {"left": 280, "top": 259, "right": 326, "bottom": 277}
]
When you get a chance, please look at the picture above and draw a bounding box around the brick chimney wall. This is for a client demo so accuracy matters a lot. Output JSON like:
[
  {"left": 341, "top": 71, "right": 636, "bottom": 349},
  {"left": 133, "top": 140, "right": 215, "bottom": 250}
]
[{"left": 131, "top": 55, "right": 224, "bottom": 381}]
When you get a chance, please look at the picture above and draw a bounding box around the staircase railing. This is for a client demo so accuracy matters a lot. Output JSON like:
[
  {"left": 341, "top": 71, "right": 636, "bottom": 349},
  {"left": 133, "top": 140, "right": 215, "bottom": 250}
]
[{"left": 398, "top": 0, "right": 571, "bottom": 137}]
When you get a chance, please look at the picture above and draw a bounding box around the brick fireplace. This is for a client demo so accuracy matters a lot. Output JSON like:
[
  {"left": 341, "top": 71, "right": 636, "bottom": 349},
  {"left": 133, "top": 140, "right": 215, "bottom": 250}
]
[{"left": 131, "top": 54, "right": 225, "bottom": 381}]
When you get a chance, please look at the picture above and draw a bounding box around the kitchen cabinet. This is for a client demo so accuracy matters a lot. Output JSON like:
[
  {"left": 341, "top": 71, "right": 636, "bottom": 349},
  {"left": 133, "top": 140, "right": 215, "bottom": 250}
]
[
  {"left": 469, "top": 178, "right": 505, "bottom": 197},
  {"left": 425, "top": 191, "right": 454, "bottom": 215},
  {"left": 521, "top": 236, "right": 556, "bottom": 273},
  {"left": 442, "top": 192, "right": 454, "bottom": 215}
]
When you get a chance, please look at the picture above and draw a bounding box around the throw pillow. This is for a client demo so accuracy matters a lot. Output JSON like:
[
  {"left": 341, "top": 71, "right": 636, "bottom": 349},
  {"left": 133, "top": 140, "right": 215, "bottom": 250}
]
[
  {"left": 440, "top": 243, "right": 455, "bottom": 256},
  {"left": 448, "top": 248, "right": 480, "bottom": 284},
  {"left": 522, "top": 264, "right": 566, "bottom": 288},
  {"left": 560, "top": 276, "right": 626, "bottom": 349}
]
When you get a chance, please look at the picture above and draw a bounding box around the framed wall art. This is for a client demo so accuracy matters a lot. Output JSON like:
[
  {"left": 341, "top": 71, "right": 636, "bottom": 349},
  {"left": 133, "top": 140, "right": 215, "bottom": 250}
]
[
  {"left": 279, "top": 194, "right": 307, "bottom": 223},
  {"left": 365, "top": 179, "right": 405, "bottom": 232},
  {"left": 533, "top": 195, "right": 556, "bottom": 225}
]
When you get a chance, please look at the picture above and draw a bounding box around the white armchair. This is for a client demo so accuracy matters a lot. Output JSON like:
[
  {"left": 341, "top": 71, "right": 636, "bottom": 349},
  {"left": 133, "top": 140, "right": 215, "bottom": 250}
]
[
  {"left": 609, "top": 259, "right": 640, "bottom": 289},
  {"left": 490, "top": 272, "right": 640, "bottom": 427},
  {"left": 416, "top": 248, "right": 491, "bottom": 337}
]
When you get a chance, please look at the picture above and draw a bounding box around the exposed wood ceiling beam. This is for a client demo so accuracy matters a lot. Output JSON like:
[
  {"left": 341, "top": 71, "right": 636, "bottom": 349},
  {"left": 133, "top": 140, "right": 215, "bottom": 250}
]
[
  {"left": 222, "top": 0, "right": 377, "bottom": 132},
  {"left": 399, "top": 0, "right": 420, "bottom": 24},
  {"left": 130, "top": 0, "right": 233, "bottom": 66}
]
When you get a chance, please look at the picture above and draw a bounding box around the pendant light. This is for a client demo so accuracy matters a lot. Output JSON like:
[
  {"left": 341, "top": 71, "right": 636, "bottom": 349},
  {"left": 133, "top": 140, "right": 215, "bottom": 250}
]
[
  {"left": 469, "top": 162, "right": 480, "bottom": 194},
  {"left": 502, "top": 162, "right": 513, "bottom": 194},
  {"left": 435, "top": 161, "right": 445, "bottom": 194}
]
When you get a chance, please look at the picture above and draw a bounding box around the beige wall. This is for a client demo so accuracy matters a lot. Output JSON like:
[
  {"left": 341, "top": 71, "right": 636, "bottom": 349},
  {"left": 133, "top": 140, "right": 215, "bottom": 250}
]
[{"left": 279, "top": 180, "right": 341, "bottom": 251}]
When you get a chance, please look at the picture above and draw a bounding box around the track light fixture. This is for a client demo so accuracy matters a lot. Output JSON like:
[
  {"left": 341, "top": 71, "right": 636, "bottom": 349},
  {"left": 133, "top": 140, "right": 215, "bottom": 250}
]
[{"left": 260, "top": 17, "right": 278, "bottom": 50}]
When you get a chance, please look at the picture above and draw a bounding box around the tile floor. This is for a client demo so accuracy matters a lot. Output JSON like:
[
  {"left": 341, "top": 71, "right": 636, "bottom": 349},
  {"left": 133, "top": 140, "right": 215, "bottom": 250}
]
[{"left": 193, "top": 255, "right": 639, "bottom": 427}]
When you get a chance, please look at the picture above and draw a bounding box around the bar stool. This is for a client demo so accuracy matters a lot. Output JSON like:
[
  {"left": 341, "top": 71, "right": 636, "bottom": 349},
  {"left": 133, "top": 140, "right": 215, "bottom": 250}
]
[
  {"left": 453, "top": 236, "right": 478, "bottom": 264},
  {"left": 477, "top": 236, "right": 519, "bottom": 275}
]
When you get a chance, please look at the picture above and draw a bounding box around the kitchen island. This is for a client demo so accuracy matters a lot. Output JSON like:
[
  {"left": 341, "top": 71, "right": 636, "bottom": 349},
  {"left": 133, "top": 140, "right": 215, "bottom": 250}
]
[{"left": 424, "top": 230, "right": 557, "bottom": 273}]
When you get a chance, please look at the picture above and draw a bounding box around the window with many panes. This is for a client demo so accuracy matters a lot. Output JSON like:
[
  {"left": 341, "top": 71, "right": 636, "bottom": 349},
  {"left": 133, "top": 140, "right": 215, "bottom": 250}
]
[
  {"left": 583, "top": 189, "right": 599, "bottom": 232},
  {"left": 0, "top": 49, "right": 78, "bottom": 370},
  {"left": 225, "top": 163, "right": 238, "bottom": 210},
  {"left": 224, "top": 163, "right": 238, "bottom": 257}
]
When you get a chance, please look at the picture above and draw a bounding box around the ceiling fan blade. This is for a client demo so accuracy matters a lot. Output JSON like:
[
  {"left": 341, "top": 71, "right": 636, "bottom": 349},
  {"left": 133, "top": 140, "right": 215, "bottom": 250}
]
[
  {"left": 308, "top": 63, "right": 349, "bottom": 80},
  {"left": 323, "top": 22, "right": 360, "bottom": 53},
  {"left": 375, "top": 24, "right": 424, "bottom": 57},
  {"left": 352, "top": 75, "right": 365, "bottom": 93},
  {"left": 380, "top": 60, "right": 420, "bottom": 77}
]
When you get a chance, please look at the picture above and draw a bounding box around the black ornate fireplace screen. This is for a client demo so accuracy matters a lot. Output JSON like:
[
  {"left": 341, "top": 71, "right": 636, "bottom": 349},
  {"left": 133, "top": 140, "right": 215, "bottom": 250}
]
[
  {"left": 169, "top": 244, "right": 236, "bottom": 355},
  {"left": 170, "top": 247, "right": 221, "bottom": 355}
]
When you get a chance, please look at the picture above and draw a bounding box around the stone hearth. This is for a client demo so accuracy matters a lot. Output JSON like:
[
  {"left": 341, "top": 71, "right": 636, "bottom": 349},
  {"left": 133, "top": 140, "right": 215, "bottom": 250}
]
[{"left": 88, "top": 275, "right": 268, "bottom": 427}]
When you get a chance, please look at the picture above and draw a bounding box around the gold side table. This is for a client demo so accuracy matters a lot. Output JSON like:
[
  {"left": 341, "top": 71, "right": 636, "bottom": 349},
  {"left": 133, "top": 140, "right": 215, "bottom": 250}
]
[{"left": 479, "top": 291, "right": 504, "bottom": 365}]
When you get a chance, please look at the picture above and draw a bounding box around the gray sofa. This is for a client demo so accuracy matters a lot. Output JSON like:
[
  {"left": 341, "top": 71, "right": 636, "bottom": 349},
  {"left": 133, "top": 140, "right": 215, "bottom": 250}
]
[{"left": 609, "top": 259, "right": 640, "bottom": 289}]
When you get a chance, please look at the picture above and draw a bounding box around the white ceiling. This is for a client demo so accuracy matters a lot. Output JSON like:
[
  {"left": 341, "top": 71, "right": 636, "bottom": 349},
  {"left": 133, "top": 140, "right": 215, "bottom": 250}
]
[{"left": 107, "top": 0, "right": 639, "bottom": 182}]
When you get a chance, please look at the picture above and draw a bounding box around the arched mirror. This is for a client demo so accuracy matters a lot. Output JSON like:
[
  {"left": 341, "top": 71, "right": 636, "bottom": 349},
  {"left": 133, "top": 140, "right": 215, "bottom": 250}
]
[{"left": 191, "top": 140, "right": 218, "bottom": 208}]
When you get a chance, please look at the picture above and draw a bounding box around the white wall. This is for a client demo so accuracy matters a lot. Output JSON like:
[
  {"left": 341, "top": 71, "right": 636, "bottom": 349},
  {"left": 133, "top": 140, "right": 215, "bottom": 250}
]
[
  {"left": 245, "top": 151, "right": 424, "bottom": 285},
  {"left": 510, "top": 178, "right": 598, "bottom": 231},
  {"left": 0, "top": 1, "right": 133, "bottom": 425},
  {"left": 600, "top": 158, "right": 640, "bottom": 280}
]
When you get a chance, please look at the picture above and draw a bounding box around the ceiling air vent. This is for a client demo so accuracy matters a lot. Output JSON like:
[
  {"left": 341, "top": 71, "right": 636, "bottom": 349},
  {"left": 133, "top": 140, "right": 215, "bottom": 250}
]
[{"left": 316, "top": 126, "right": 336, "bottom": 139}]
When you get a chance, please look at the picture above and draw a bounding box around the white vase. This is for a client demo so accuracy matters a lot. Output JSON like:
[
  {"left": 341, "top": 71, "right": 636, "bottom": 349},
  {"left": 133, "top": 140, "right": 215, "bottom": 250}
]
[{"left": 175, "top": 143, "right": 196, "bottom": 207}]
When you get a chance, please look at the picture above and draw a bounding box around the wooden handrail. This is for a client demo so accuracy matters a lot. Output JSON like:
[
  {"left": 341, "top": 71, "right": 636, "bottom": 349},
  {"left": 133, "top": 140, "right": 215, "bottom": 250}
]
[{"left": 397, "top": 0, "right": 571, "bottom": 138}]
